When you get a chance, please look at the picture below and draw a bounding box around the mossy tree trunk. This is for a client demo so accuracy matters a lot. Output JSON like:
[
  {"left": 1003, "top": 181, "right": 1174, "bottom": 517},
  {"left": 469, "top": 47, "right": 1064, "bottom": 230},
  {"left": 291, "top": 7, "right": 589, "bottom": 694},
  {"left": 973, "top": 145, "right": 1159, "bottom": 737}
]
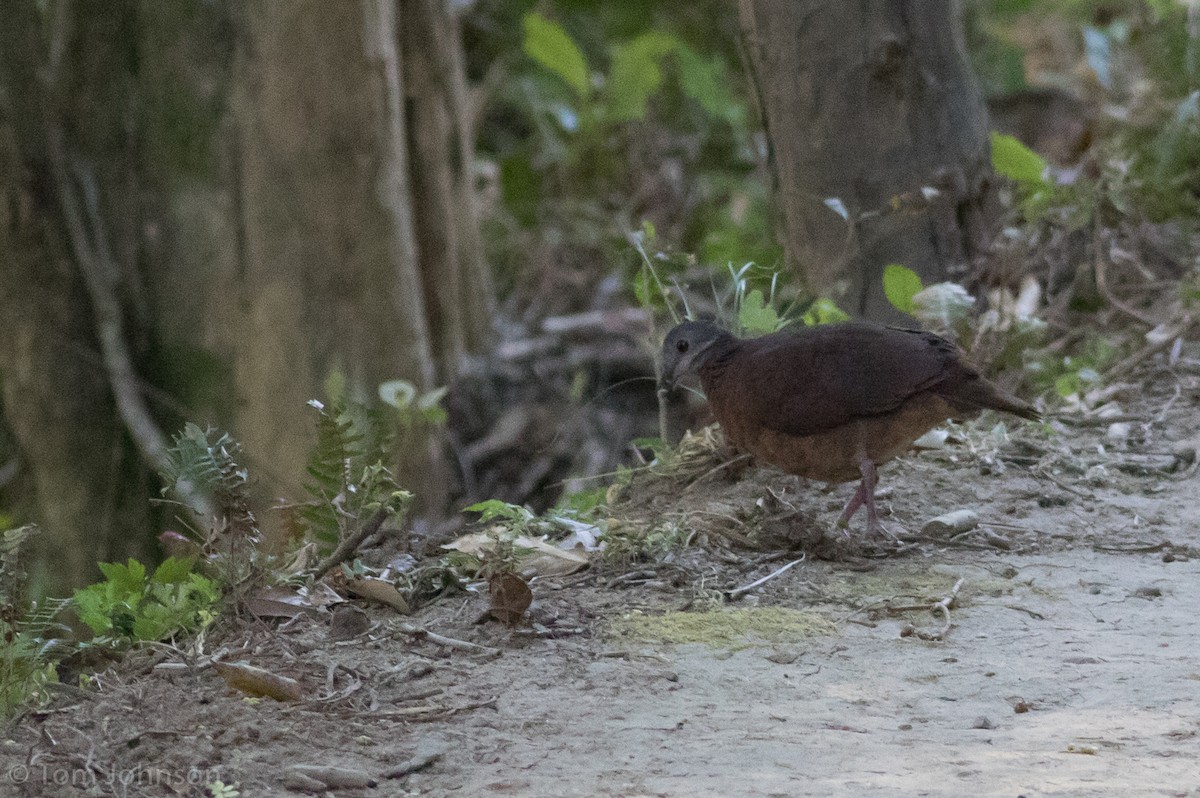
[
  {"left": 737, "top": 0, "right": 997, "bottom": 322},
  {"left": 0, "top": 0, "right": 491, "bottom": 590}
]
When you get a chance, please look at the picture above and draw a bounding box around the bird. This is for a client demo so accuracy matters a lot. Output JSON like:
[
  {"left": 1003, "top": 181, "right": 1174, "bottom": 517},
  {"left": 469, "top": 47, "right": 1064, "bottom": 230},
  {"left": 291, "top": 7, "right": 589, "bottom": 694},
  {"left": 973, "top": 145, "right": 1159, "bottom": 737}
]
[{"left": 659, "top": 320, "right": 1040, "bottom": 537}]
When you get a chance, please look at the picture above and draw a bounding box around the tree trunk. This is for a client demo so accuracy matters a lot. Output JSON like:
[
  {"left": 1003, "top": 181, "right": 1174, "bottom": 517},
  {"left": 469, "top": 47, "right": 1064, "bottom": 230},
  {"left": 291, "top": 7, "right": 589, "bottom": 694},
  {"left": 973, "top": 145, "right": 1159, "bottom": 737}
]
[
  {"left": 0, "top": 0, "right": 492, "bottom": 589},
  {"left": 0, "top": 0, "right": 153, "bottom": 593},
  {"left": 737, "top": 0, "right": 996, "bottom": 322}
]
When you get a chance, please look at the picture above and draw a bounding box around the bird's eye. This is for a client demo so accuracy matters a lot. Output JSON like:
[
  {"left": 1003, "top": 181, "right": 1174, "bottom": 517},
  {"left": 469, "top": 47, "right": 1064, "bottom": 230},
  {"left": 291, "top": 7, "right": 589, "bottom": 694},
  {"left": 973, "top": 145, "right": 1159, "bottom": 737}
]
[{"left": 676, "top": 339, "right": 689, "bottom": 354}]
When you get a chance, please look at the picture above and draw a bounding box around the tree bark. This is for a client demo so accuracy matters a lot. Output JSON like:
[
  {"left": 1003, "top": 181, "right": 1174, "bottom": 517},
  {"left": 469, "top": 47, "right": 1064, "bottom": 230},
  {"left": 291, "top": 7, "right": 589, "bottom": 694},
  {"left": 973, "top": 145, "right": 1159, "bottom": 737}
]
[
  {"left": 0, "top": 0, "right": 152, "bottom": 593},
  {"left": 737, "top": 0, "right": 996, "bottom": 322},
  {"left": 0, "top": 0, "right": 493, "bottom": 588}
]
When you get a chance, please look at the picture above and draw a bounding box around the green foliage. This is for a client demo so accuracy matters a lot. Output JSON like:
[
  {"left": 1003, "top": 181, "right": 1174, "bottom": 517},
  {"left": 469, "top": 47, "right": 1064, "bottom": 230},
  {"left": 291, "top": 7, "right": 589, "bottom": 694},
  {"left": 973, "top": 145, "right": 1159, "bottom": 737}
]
[
  {"left": 881, "top": 264, "right": 924, "bottom": 315},
  {"left": 158, "top": 423, "right": 261, "bottom": 591},
  {"left": 160, "top": 423, "right": 257, "bottom": 540},
  {"left": 465, "top": 499, "right": 536, "bottom": 527},
  {"left": 607, "top": 32, "right": 678, "bottom": 122},
  {"left": 485, "top": 4, "right": 757, "bottom": 291},
  {"left": 0, "top": 525, "right": 63, "bottom": 716},
  {"left": 801, "top": 297, "right": 851, "bottom": 326},
  {"left": 300, "top": 398, "right": 413, "bottom": 557},
  {"left": 727, "top": 262, "right": 796, "bottom": 333},
  {"left": 602, "top": 519, "right": 689, "bottom": 565},
  {"left": 378, "top": 380, "right": 449, "bottom": 427},
  {"left": 1025, "top": 336, "right": 1119, "bottom": 399},
  {"left": 462, "top": 500, "right": 539, "bottom": 579},
  {"left": 521, "top": 11, "right": 744, "bottom": 128},
  {"left": 991, "top": 131, "right": 1049, "bottom": 188},
  {"left": 72, "top": 557, "right": 218, "bottom": 643},
  {"left": 523, "top": 12, "right": 590, "bottom": 98},
  {"left": 737, "top": 288, "right": 781, "bottom": 334}
]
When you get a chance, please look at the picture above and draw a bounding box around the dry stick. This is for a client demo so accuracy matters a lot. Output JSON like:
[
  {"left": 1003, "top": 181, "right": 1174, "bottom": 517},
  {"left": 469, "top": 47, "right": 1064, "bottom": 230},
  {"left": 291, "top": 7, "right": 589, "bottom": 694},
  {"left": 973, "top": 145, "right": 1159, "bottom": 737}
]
[
  {"left": 1106, "top": 313, "right": 1197, "bottom": 378},
  {"left": 1093, "top": 215, "right": 1157, "bottom": 327},
  {"left": 394, "top": 623, "right": 499, "bottom": 655},
  {"left": 921, "top": 577, "right": 964, "bottom": 641},
  {"left": 727, "top": 556, "right": 805, "bottom": 601},
  {"left": 383, "top": 749, "right": 444, "bottom": 779},
  {"left": 309, "top": 507, "right": 390, "bottom": 582}
]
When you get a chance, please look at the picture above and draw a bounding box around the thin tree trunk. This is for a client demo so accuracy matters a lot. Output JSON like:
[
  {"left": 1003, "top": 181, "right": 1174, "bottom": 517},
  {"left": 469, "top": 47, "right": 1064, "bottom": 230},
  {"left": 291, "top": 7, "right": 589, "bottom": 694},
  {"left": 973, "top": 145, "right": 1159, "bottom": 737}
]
[{"left": 738, "top": 0, "right": 996, "bottom": 322}]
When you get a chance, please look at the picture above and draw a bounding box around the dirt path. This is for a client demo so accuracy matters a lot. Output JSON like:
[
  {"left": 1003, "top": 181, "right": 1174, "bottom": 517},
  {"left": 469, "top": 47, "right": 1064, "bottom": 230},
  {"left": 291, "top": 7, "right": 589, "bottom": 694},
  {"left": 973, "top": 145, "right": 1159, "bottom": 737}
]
[{"left": 5, "top": 386, "right": 1200, "bottom": 798}]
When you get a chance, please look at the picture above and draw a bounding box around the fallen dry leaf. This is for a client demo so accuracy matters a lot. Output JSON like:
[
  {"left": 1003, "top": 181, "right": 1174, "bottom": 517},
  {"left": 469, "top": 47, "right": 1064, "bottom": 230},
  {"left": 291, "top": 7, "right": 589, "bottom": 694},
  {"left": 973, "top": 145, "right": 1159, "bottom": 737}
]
[
  {"left": 345, "top": 577, "right": 410, "bottom": 613},
  {"left": 329, "top": 604, "right": 370, "bottom": 641},
  {"left": 444, "top": 532, "right": 590, "bottom": 578},
  {"left": 488, "top": 572, "right": 532, "bottom": 625},
  {"left": 214, "top": 661, "right": 304, "bottom": 701}
]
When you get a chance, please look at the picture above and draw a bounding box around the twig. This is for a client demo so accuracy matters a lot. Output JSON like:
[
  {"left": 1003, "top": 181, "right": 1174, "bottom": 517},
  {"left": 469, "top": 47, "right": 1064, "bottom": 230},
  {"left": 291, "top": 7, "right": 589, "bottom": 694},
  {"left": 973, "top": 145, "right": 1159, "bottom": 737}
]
[
  {"left": 383, "top": 748, "right": 444, "bottom": 779},
  {"left": 308, "top": 507, "right": 390, "bottom": 581},
  {"left": 908, "top": 577, "right": 964, "bottom": 642},
  {"left": 726, "top": 556, "right": 805, "bottom": 600},
  {"left": 1033, "top": 467, "right": 1093, "bottom": 498},
  {"left": 403, "top": 696, "right": 499, "bottom": 722},
  {"left": 1050, "top": 413, "right": 1144, "bottom": 427},
  {"left": 394, "top": 622, "right": 500, "bottom": 655},
  {"left": 1153, "top": 382, "right": 1182, "bottom": 425},
  {"left": 684, "top": 453, "right": 753, "bottom": 488},
  {"left": 1094, "top": 219, "right": 1157, "bottom": 327},
  {"left": 1105, "top": 314, "right": 1197, "bottom": 378}
]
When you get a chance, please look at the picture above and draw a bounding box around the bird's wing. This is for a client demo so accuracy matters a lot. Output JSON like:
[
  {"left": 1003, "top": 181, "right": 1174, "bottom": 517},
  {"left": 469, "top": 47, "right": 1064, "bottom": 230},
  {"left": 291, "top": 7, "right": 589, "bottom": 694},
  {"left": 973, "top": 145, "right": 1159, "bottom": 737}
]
[{"left": 732, "top": 324, "right": 957, "bottom": 438}]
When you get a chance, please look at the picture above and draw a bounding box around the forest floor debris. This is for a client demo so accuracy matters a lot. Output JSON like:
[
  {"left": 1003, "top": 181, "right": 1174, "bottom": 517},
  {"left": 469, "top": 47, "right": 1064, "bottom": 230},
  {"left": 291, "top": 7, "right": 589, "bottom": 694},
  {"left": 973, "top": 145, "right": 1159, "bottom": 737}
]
[{"left": 5, "top": 361, "right": 1200, "bottom": 797}]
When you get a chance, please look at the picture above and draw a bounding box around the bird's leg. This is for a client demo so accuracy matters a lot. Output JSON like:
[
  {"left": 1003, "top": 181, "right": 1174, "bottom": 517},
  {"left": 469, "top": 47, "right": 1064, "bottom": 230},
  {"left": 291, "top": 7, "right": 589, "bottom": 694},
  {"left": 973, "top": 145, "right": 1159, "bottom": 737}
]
[
  {"left": 835, "top": 481, "right": 867, "bottom": 528},
  {"left": 857, "top": 458, "right": 902, "bottom": 540},
  {"left": 859, "top": 458, "right": 882, "bottom": 533}
]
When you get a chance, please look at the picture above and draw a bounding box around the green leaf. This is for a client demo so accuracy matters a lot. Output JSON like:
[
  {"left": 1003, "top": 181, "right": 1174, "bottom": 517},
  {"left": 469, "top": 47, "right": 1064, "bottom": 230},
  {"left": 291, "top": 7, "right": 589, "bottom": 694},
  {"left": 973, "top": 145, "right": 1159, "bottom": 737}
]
[
  {"left": 633, "top": 265, "right": 653, "bottom": 308},
  {"left": 98, "top": 560, "right": 147, "bottom": 597},
  {"left": 499, "top": 154, "right": 541, "bottom": 228},
  {"left": 465, "top": 500, "right": 534, "bottom": 524},
  {"left": 674, "top": 43, "right": 742, "bottom": 125},
  {"left": 801, "top": 298, "right": 850, "bottom": 326},
  {"left": 882, "top": 264, "right": 923, "bottom": 315},
  {"left": 72, "top": 587, "right": 112, "bottom": 635},
  {"left": 605, "top": 32, "right": 677, "bottom": 122},
  {"left": 152, "top": 556, "right": 194, "bottom": 585},
  {"left": 523, "top": 13, "right": 589, "bottom": 98},
  {"left": 323, "top": 368, "right": 347, "bottom": 405},
  {"left": 738, "top": 288, "right": 780, "bottom": 334},
  {"left": 1054, "top": 372, "right": 1080, "bottom": 398},
  {"left": 990, "top": 131, "right": 1048, "bottom": 186}
]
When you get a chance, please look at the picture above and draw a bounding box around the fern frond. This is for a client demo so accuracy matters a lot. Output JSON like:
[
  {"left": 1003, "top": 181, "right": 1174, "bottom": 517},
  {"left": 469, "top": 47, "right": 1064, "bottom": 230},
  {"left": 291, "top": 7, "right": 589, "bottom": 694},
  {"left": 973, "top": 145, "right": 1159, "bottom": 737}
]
[{"left": 160, "top": 423, "right": 257, "bottom": 541}]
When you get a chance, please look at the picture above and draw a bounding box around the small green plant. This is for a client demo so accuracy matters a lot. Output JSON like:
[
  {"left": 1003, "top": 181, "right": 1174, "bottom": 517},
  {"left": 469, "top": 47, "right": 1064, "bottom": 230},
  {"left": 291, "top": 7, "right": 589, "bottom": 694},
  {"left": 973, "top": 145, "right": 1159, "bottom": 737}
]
[
  {"left": 300, "top": 398, "right": 413, "bottom": 557},
  {"left": 462, "top": 500, "right": 539, "bottom": 579},
  {"left": 73, "top": 557, "right": 218, "bottom": 643},
  {"left": 158, "top": 423, "right": 262, "bottom": 594},
  {"left": 1025, "top": 336, "right": 1120, "bottom": 400},
  {"left": 0, "top": 525, "right": 65, "bottom": 716},
  {"left": 601, "top": 519, "right": 689, "bottom": 565}
]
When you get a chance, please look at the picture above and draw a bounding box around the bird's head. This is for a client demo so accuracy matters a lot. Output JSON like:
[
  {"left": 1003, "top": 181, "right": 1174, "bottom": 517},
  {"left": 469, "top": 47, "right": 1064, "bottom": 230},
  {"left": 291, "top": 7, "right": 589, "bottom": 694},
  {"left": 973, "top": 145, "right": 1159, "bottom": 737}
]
[{"left": 659, "top": 320, "right": 734, "bottom": 390}]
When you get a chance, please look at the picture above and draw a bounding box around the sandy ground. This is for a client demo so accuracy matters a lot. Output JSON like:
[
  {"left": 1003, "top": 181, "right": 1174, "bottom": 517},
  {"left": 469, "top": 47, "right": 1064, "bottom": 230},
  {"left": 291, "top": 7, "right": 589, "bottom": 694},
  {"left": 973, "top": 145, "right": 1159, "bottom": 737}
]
[{"left": 4, "top": 378, "right": 1200, "bottom": 798}]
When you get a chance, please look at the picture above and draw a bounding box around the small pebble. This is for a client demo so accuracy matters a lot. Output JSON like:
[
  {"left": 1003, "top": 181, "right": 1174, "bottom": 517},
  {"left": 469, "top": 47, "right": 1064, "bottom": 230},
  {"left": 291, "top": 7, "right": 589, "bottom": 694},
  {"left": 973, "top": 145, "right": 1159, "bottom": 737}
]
[
  {"left": 766, "top": 649, "right": 799, "bottom": 665},
  {"left": 972, "top": 716, "right": 994, "bottom": 730},
  {"left": 1105, "top": 422, "right": 1131, "bottom": 442}
]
